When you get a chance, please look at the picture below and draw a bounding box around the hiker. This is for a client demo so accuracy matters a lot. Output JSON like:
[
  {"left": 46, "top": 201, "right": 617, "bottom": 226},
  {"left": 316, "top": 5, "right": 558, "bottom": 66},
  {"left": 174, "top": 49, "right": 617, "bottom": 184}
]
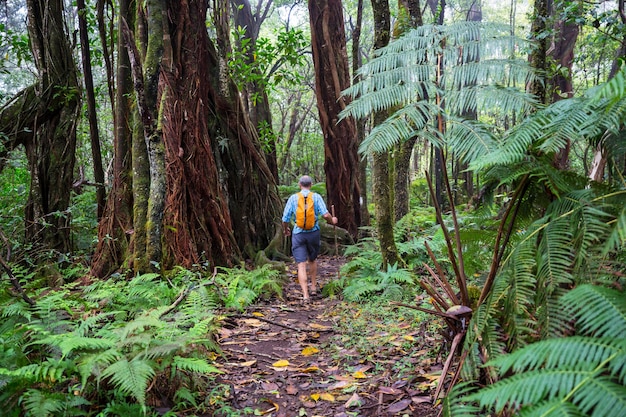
[{"left": 282, "top": 175, "right": 338, "bottom": 302}]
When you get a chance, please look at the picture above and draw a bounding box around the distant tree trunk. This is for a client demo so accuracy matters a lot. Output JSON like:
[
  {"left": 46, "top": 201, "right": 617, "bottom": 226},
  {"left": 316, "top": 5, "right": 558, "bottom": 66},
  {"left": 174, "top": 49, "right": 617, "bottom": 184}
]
[
  {"left": 308, "top": 0, "right": 361, "bottom": 239},
  {"left": 371, "top": 0, "right": 401, "bottom": 268},
  {"left": 352, "top": 0, "right": 371, "bottom": 228},
  {"left": 232, "top": 0, "right": 279, "bottom": 182},
  {"left": 528, "top": 0, "right": 549, "bottom": 104},
  {"left": 393, "top": 0, "right": 422, "bottom": 221},
  {"left": 90, "top": 0, "right": 135, "bottom": 278},
  {"left": 589, "top": 0, "right": 626, "bottom": 182},
  {"left": 22, "top": 0, "right": 80, "bottom": 253},
  {"left": 549, "top": 3, "right": 578, "bottom": 170},
  {"left": 77, "top": 0, "right": 106, "bottom": 220}
]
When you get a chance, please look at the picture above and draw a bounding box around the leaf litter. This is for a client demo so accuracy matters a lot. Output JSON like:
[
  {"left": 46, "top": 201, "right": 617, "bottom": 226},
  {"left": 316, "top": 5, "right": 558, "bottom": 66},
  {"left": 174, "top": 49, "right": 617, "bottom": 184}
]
[{"left": 215, "top": 256, "right": 440, "bottom": 416}]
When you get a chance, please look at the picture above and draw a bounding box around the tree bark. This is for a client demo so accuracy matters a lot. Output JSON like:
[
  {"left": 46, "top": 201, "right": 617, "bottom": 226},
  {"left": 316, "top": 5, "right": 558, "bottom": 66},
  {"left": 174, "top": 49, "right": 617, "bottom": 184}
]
[
  {"left": 23, "top": 0, "right": 80, "bottom": 253},
  {"left": 352, "top": 0, "right": 371, "bottom": 229},
  {"left": 160, "top": 0, "right": 240, "bottom": 268},
  {"left": 308, "top": 0, "right": 361, "bottom": 239},
  {"left": 77, "top": 0, "right": 106, "bottom": 220},
  {"left": 370, "top": 0, "right": 401, "bottom": 268},
  {"left": 90, "top": 0, "right": 135, "bottom": 278},
  {"left": 528, "top": 0, "right": 550, "bottom": 104}
]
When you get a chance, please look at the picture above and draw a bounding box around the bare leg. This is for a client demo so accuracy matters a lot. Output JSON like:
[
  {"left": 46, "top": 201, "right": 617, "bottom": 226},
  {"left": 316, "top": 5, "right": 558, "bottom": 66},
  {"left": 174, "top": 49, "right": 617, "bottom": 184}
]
[
  {"left": 297, "top": 261, "right": 309, "bottom": 300},
  {"left": 308, "top": 260, "right": 318, "bottom": 294}
]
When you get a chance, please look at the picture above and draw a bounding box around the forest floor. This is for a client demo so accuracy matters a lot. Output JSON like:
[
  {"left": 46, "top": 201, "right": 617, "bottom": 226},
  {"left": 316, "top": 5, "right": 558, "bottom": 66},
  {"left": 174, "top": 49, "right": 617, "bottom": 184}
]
[{"left": 214, "top": 255, "right": 442, "bottom": 417}]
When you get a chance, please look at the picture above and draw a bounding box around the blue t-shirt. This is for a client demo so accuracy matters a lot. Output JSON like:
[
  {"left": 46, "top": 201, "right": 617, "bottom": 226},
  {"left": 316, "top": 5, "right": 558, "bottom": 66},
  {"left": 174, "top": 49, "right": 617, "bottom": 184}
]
[{"left": 282, "top": 189, "right": 329, "bottom": 234}]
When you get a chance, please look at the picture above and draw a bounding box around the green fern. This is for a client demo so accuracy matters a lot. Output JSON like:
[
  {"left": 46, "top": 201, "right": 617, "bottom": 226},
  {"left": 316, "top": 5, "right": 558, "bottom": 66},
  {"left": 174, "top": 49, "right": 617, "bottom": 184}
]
[
  {"left": 451, "top": 285, "right": 626, "bottom": 417},
  {"left": 101, "top": 358, "right": 156, "bottom": 407}
]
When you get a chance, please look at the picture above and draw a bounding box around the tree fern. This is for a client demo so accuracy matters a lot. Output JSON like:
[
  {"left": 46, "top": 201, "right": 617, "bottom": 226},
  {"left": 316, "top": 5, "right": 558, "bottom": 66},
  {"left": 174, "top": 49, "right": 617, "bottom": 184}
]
[{"left": 341, "top": 22, "right": 536, "bottom": 156}]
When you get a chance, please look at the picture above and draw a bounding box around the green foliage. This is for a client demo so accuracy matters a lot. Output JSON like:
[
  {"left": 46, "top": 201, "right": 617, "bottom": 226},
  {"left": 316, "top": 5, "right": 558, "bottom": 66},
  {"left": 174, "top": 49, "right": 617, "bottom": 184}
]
[
  {"left": 0, "top": 261, "right": 283, "bottom": 415},
  {"left": 228, "top": 26, "right": 307, "bottom": 96},
  {"left": 341, "top": 22, "right": 536, "bottom": 158},
  {"left": 448, "top": 285, "right": 626, "bottom": 417}
]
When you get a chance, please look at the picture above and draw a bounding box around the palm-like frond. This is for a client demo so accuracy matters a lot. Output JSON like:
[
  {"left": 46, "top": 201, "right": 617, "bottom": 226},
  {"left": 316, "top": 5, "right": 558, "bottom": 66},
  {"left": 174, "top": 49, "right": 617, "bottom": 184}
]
[
  {"left": 172, "top": 356, "right": 222, "bottom": 375},
  {"left": 342, "top": 22, "right": 535, "bottom": 155}
]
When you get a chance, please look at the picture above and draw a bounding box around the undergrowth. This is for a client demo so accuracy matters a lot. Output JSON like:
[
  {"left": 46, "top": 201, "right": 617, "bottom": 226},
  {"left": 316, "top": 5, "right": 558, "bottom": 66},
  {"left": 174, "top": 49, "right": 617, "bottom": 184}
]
[{"left": 0, "top": 263, "right": 283, "bottom": 416}]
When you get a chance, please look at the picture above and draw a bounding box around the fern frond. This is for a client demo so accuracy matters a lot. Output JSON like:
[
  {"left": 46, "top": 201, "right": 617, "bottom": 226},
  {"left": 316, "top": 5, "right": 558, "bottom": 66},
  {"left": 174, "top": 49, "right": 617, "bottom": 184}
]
[
  {"left": 101, "top": 358, "right": 156, "bottom": 406},
  {"left": 517, "top": 400, "right": 585, "bottom": 417},
  {"left": 468, "top": 368, "right": 602, "bottom": 413},
  {"left": 21, "top": 389, "right": 64, "bottom": 417},
  {"left": 172, "top": 356, "right": 222, "bottom": 375},
  {"left": 491, "top": 337, "right": 626, "bottom": 375},
  {"left": 561, "top": 285, "right": 626, "bottom": 338}
]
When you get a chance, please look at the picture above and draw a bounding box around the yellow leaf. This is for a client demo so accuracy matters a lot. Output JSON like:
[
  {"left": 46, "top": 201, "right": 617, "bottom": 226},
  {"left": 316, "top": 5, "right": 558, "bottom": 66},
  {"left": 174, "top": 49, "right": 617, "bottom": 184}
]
[
  {"left": 353, "top": 371, "right": 367, "bottom": 379},
  {"left": 301, "top": 346, "right": 319, "bottom": 356},
  {"left": 310, "top": 393, "right": 320, "bottom": 401},
  {"left": 272, "top": 360, "right": 290, "bottom": 368},
  {"left": 309, "top": 323, "right": 330, "bottom": 330},
  {"left": 301, "top": 366, "right": 320, "bottom": 373},
  {"left": 320, "top": 392, "right": 335, "bottom": 402},
  {"left": 252, "top": 312, "right": 264, "bottom": 317},
  {"left": 403, "top": 335, "right": 415, "bottom": 341}
]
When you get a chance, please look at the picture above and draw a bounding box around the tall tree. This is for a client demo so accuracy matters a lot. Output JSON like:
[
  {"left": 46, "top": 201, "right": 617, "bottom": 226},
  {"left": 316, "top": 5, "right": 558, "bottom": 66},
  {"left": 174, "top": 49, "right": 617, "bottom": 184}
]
[
  {"left": 91, "top": 0, "right": 136, "bottom": 277},
  {"left": 529, "top": 0, "right": 550, "bottom": 104},
  {"left": 370, "top": 0, "right": 402, "bottom": 268},
  {"left": 23, "top": 0, "right": 80, "bottom": 253},
  {"left": 393, "top": 0, "right": 423, "bottom": 221},
  {"left": 77, "top": 0, "right": 106, "bottom": 220},
  {"left": 308, "top": 0, "right": 361, "bottom": 238}
]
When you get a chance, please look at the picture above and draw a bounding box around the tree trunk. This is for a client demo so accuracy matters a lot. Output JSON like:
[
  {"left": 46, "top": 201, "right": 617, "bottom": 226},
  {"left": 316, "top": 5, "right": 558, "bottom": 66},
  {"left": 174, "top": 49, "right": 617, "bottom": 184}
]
[
  {"left": 370, "top": 0, "right": 401, "bottom": 268},
  {"left": 589, "top": 0, "right": 626, "bottom": 182},
  {"left": 393, "top": 1, "right": 422, "bottom": 222},
  {"left": 77, "top": 0, "right": 106, "bottom": 220},
  {"left": 308, "top": 0, "right": 362, "bottom": 239},
  {"left": 352, "top": 0, "right": 371, "bottom": 228},
  {"left": 23, "top": 0, "right": 80, "bottom": 253},
  {"left": 160, "top": 0, "right": 240, "bottom": 268},
  {"left": 528, "top": 0, "right": 550, "bottom": 104},
  {"left": 90, "top": 0, "right": 135, "bottom": 278}
]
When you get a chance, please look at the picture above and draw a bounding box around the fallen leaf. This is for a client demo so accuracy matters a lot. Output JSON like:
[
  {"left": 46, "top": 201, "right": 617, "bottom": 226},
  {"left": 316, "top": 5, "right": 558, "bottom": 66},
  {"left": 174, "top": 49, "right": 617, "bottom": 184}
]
[
  {"left": 387, "top": 398, "right": 411, "bottom": 413},
  {"left": 412, "top": 395, "right": 432, "bottom": 404},
  {"left": 379, "top": 386, "right": 403, "bottom": 395},
  {"left": 239, "top": 360, "right": 257, "bottom": 367},
  {"left": 320, "top": 392, "right": 335, "bottom": 402},
  {"left": 310, "top": 393, "right": 320, "bottom": 401},
  {"left": 403, "top": 334, "right": 415, "bottom": 341},
  {"left": 344, "top": 392, "right": 362, "bottom": 408},
  {"left": 300, "top": 366, "right": 320, "bottom": 373},
  {"left": 330, "top": 380, "right": 352, "bottom": 390},
  {"left": 301, "top": 346, "right": 319, "bottom": 356},
  {"left": 261, "top": 381, "right": 279, "bottom": 391},
  {"left": 272, "top": 360, "right": 290, "bottom": 368},
  {"left": 286, "top": 384, "right": 299, "bottom": 395},
  {"left": 242, "top": 318, "right": 264, "bottom": 326},
  {"left": 353, "top": 371, "right": 367, "bottom": 379},
  {"left": 309, "top": 323, "right": 330, "bottom": 330},
  {"left": 252, "top": 312, "right": 264, "bottom": 317}
]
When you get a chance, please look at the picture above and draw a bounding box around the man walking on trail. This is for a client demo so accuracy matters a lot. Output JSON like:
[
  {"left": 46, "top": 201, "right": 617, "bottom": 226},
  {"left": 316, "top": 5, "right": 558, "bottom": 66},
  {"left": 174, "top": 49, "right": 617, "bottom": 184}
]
[{"left": 282, "top": 175, "right": 338, "bottom": 303}]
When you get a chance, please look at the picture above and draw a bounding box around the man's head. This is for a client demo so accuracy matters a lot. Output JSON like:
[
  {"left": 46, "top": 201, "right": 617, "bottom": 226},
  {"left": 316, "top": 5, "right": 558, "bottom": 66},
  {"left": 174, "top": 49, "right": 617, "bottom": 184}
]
[{"left": 298, "top": 175, "right": 313, "bottom": 188}]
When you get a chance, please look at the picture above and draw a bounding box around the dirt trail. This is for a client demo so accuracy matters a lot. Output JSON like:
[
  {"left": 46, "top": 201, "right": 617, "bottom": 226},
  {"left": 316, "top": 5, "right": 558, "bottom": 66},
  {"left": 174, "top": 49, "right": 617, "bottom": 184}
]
[{"left": 215, "top": 256, "right": 439, "bottom": 417}]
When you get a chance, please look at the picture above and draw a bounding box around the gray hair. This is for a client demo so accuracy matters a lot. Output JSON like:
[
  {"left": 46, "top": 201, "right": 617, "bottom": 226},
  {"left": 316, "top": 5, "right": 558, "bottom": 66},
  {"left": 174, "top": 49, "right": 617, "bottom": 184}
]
[{"left": 298, "top": 175, "right": 313, "bottom": 187}]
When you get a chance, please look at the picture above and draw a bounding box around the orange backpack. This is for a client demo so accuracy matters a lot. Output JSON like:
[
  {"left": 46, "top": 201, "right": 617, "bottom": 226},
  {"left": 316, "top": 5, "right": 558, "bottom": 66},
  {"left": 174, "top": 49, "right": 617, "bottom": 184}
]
[{"left": 295, "top": 192, "right": 316, "bottom": 229}]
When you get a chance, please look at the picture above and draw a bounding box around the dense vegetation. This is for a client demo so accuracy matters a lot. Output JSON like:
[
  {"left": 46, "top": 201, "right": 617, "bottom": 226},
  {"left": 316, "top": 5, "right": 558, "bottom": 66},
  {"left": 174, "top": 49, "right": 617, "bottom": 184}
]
[{"left": 1, "top": 0, "right": 625, "bottom": 416}]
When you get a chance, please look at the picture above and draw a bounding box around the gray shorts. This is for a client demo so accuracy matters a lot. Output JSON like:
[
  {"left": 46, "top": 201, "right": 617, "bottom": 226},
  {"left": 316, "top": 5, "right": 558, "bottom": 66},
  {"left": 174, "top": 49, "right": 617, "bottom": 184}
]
[{"left": 291, "top": 230, "right": 321, "bottom": 263}]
